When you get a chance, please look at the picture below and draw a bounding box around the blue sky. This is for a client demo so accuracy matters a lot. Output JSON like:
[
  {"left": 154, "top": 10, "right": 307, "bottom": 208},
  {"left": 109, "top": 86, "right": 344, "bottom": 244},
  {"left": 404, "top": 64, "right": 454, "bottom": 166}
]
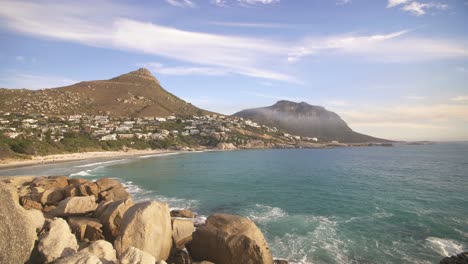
[{"left": 0, "top": 0, "right": 467, "bottom": 141}]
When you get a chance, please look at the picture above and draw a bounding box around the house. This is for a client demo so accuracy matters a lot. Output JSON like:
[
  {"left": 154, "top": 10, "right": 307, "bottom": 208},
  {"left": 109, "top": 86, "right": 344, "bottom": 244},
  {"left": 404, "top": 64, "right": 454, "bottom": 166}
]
[
  {"left": 101, "top": 134, "right": 117, "bottom": 141},
  {"left": 190, "top": 129, "right": 200, "bottom": 135},
  {"left": 118, "top": 134, "right": 134, "bottom": 139}
]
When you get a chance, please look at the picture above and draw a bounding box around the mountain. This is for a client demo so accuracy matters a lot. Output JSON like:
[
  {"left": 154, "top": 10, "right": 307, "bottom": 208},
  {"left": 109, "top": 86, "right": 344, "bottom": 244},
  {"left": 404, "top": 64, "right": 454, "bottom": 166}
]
[
  {"left": 0, "top": 68, "right": 210, "bottom": 117},
  {"left": 234, "top": 100, "right": 387, "bottom": 143}
]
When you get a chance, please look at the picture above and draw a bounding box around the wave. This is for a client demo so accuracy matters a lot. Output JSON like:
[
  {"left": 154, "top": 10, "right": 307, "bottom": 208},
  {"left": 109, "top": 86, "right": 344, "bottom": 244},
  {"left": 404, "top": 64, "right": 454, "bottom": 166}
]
[
  {"left": 267, "top": 215, "right": 349, "bottom": 264},
  {"left": 138, "top": 152, "right": 181, "bottom": 159},
  {"left": 247, "top": 204, "right": 288, "bottom": 224},
  {"left": 74, "top": 159, "right": 128, "bottom": 168},
  {"left": 425, "top": 237, "right": 465, "bottom": 257},
  {"left": 69, "top": 169, "right": 94, "bottom": 177}
]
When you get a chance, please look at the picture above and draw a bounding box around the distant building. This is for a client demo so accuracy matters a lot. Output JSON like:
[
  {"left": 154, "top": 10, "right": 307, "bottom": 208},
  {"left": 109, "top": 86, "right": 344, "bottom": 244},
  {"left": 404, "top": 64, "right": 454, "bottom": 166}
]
[{"left": 101, "top": 134, "right": 117, "bottom": 141}]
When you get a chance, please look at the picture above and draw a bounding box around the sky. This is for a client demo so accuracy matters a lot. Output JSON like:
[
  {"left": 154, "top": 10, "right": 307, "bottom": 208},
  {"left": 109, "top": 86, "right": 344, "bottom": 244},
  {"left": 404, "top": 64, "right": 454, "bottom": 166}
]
[{"left": 0, "top": 0, "right": 467, "bottom": 141}]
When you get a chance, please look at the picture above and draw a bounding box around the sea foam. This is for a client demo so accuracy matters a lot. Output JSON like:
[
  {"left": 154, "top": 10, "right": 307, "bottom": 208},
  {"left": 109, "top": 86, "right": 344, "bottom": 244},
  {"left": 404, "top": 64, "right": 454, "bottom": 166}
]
[{"left": 425, "top": 237, "right": 465, "bottom": 257}]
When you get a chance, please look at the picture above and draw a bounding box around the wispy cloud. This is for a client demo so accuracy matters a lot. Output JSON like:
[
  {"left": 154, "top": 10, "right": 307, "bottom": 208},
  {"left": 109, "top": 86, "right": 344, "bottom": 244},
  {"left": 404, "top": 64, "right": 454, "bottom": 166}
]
[
  {"left": 238, "top": 0, "right": 279, "bottom": 5},
  {"left": 165, "top": 0, "right": 195, "bottom": 8},
  {"left": 288, "top": 30, "right": 467, "bottom": 63},
  {"left": 387, "top": 0, "right": 448, "bottom": 16},
  {"left": 208, "top": 21, "right": 289, "bottom": 28},
  {"left": 212, "top": 0, "right": 228, "bottom": 7},
  {"left": 141, "top": 62, "right": 229, "bottom": 76},
  {"left": 451, "top": 96, "right": 468, "bottom": 102},
  {"left": 0, "top": 72, "right": 78, "bottom": 89},
  {"left": 336, "top": 0, "right": 352, "bottom": 5}
]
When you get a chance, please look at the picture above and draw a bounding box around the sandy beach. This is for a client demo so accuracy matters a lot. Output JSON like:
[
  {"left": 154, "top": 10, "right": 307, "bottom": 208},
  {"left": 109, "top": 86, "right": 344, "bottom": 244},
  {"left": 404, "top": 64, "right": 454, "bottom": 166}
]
[{"left": 0, "top": 149, "right": 177, "bottom": 169}]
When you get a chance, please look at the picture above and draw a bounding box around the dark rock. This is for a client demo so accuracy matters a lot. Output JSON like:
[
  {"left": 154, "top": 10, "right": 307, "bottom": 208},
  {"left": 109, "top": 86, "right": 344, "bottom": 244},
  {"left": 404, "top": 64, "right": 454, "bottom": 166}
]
[
  {"left": 167, "top": 248, "right": 192, "bottom": 264},
  {"left": 171, "top": 209, "right": 196, "bottom": 218},
  {"left": 21, "top": 194, "right": 43, "bottom": 210},
  {"left": 68, "top": 217, "right": 104, "bottom": 242},
  {"left": 440, "top": 252, "right": 468, "bottom": 264}
]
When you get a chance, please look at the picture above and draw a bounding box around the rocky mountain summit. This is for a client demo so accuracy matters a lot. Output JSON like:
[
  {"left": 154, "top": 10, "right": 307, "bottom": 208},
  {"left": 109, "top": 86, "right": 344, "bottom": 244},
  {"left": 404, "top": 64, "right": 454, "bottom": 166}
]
[
  {"left": 0, "top": 68, "right": 209, "bottom": 117},
  {"left": 0, "top": 176, "right": 287, "bottom": 264},
  {"left": 234, "top": 100, "right": 387, "bottom": 143}
]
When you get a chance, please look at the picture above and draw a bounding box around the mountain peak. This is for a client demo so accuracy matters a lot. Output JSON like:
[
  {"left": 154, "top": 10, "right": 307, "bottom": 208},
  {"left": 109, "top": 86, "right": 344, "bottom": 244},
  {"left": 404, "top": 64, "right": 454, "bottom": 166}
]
[{"left": 118, "top": 68, "right": 160, "bottom": 83}]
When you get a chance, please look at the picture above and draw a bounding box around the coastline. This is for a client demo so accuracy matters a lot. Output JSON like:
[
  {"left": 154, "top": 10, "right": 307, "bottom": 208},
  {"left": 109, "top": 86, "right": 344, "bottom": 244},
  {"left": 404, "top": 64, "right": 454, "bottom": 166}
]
[{"left": 0, "top": 149, "right": 182, "bottom": 169}]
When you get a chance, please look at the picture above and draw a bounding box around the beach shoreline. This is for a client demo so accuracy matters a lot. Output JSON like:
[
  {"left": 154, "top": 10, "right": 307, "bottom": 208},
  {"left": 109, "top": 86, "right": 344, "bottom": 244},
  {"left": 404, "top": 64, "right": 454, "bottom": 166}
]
[{"left": 0, "top": 149, "right": 185, "bottom": 169}]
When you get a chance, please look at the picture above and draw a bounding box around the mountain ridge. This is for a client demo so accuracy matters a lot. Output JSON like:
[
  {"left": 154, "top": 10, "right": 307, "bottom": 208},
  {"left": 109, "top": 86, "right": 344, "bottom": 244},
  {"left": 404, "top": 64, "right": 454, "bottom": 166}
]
[
  {"left": 0, "top": 68, "right": 210, "bottom": 118},
  {"left": 234, "top": 100, "right": 388, "bottom": 143}
]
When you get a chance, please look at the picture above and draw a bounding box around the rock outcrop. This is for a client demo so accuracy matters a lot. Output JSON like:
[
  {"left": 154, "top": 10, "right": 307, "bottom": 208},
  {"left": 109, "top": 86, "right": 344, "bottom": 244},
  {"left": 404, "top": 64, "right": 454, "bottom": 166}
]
[
  {"left": 81, "top": 240, "right": 117, "bottom": 264},
  {"left": 172, "top": 218, "right": 195, "bottom": 249},
  {"left": 0, "top": 182, "right": 37, "bottom": 264},
  {"left": 440, "top": 252, "right": 468, "bottom": 264},
  {"left": 38, "top": 217, "right": 79, "bottom": 263},
  {"left": 115, "top": 201, "right": 173, "bottom": 261},
  {"left": 120, "top": 247, "right": 156, "bottom": 264},
  {"left": 97, "top": 198, "right": 134, "bottom": 242},
  {"left": 188, "top": 214, "right": 274, "bottom": 264},
  {"left": 52, "top": 196, "right": 98, "bottom": 217}
]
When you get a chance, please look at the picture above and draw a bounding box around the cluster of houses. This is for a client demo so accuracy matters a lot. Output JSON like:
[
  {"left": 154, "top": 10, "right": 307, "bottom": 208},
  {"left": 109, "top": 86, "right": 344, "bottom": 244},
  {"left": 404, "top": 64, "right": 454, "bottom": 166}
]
[{"left": 0, "top": 111, "right": 319, "bottom": 145}]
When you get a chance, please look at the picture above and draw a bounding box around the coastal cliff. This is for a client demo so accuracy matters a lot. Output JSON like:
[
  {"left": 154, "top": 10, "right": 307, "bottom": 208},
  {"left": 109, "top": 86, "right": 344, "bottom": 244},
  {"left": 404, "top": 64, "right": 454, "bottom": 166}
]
[{"left": 0, "top": 175, "right": 287, "bottom": 264}]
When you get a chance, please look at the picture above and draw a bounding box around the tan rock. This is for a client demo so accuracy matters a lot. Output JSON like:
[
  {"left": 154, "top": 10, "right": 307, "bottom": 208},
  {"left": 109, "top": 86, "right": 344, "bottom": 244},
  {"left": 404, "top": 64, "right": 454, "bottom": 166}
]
[
  {"left": 54, "top": 251, "right": 102, "bottom": 264},
  {"left": 120, "top": 247, "right": 156, "bottom": 264},
  {"left": 81, "top": 240, "right": 117, "bottom": 264},
  {"left": 99, "top": 186, "right": 130, "bottom": 202},
  {"left": 115, "top": 201, "right": 172, "bottom": 261},
  {"left": 64, "top": 185, "right": 80, "bottom": 198},
  {"left": 32, "top": 176, "right": 68, "bottom": 190},
  {"left": 21, "top": 195, "right": 43, "bottom": 210},
  {"left": 68, "top": 217, "right": 104, "bottom": 241},
  {"left": 68, "top": 178, "right": 89, "bottom": 186},
  {"left": 98, "top": 199, "right": 133, "bottom": 242},
  {"left": 171, "top": 209, "right": 196, "bottom": 218},
  {"left": 25, "top": 209, "right": 45, "bottom": 232},
  {"left": 171, "top": 219, "right": 194, "bottom": 249},
  {"left": 78, "top": 182, "right": 100, "bottom": 197},
  {"left": 188, "top": 214, "right": 273, "bottom": 264},
  {"left": 93, "top": 200, "right": 113, "bottom": 218},
  {"left": 38, "top": 217, "right": 79, "bottom": 263},
  {"left": 52, "top": 196, "right": 98, "bottom": 217},
  {"left": 40, "top": 188, "right": 64, "bottom": 205},
  {"left": 95, "top": 178, "right": 121, "bottom": 192},
  {"left": 0, "top": 182, "right": 36, "bottom": 264}
]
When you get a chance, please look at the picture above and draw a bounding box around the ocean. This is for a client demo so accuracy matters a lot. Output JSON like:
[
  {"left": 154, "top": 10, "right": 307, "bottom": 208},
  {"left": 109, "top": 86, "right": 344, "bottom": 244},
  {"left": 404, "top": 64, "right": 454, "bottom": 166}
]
[{"left": 1, "top": 143, "right": 467, "bottom": 264}]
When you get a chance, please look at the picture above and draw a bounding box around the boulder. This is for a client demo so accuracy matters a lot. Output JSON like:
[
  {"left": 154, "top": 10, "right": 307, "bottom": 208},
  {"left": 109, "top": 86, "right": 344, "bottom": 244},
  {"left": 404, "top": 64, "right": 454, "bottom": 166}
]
[
  {"left": 21, "top": 194, "right": 43, "bottom": 210},
  {"left": 32, "top": 176, "right": 68, "bottom": 190},
  {"left": 68, "top": 178, "right": 89, "bottom": 186},
  {"left": 54, "top": 251, "right": 102, "bottom": 264},
  {"left": 95, "top": 178, "right": 130, "bottom": 202},
  {"left": 171, "top": 209, "right": 196, "bottom": 218},
  {"left": 93, "top": 200, "right": 113, "bottom": 218},
  {"left": 64, "top": 185, "right": 80, "bottom": 198},
  {"left": 115, "top": 201, "right": 172, "bottom": 261},
  {"left": 78, "top": 182, "right": 100, "bottom": 197},
  {"left": 68, "top": 217, "right": 104, "bottom": 241},
  {"left": 99, "top": 186, "right": 130, "bottom": 202},
  {"left": 98, "top": 199, "right": 134, "bottom": 241},
  {"left": 38, "top": 217, "right": 78, "bottom": 263},
  {"left": 0, "top": 182, "right": 37, "bottom": 264},
  {"left": 120, "top": 247, "right": 156, "bottom": 264},
  {"left": 171, "top": 219, "right": 194, "bottom": 249},
  {"left": 440, "top": 252, "right": 468, "bottom": 264},
  {"left": 188, "top": 214, "right": 274, "bottom": 264},
  {"left": 25, "top": 209, "right": 46, "bottom": 232},
  {"left": 167, "top": 248, "right": 192, "bottom": 264},
  {"left": 216, "top": 143, "right": 237, "bottom": 150},
  {"left": 40, "top": 188, "right": 64, "bottom": 205},
  {"left": 52, "top": 196, "right": 98, "bottom": 217},
  {"left": 81, "top": 240, "right": 117, "bottom": 264}
]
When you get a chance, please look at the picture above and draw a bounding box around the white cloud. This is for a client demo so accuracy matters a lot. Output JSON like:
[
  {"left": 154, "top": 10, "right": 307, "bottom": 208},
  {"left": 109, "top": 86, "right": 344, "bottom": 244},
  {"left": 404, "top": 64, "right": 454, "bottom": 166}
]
[
  {"left": 212, "top": 0, "right": 228, "bottom": 6},
  {"left": 165, "top": 0, "right": 195, "bottom": 8},
  {"left": 387, "top": 0, "right": 410, "bottom": 8},
  {"left": 238, "top": 0, "right": 279, "bottom": 4},
  {"left": 0, "top": 72, "right": 78, "bottom": 89},
  {"left": 142, "top": 62, "right": 229, "bottom": 76},
  {"left": 15, "top": 55, "right": 25, "bottom": 62},
  {"left": 288, "top": 30, "right": 468, "bottom": 63},
  {"left": 451, "top": 96, "right": 468, "bottom": 102},
  {"left": 336, "top": 0, "right": 352, "bottom": 5},
  {"left": 387, "top": 1, "right": 449, "bottom": 16},
  {"left": 208, "top": 21, "right": 289, "bottom": 28}
]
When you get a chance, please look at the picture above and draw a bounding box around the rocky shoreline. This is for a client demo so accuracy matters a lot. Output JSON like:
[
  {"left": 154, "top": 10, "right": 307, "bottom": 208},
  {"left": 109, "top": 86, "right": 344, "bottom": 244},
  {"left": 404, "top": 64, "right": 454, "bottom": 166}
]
[{"left": 0, "top": 175, "right": 288, "bottom": 264}]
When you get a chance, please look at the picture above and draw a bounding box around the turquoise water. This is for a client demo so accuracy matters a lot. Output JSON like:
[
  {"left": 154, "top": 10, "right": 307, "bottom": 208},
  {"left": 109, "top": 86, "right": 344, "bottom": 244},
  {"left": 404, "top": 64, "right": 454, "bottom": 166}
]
[{"left": 2, "top": 144, "right": 467, "bottom": 263}]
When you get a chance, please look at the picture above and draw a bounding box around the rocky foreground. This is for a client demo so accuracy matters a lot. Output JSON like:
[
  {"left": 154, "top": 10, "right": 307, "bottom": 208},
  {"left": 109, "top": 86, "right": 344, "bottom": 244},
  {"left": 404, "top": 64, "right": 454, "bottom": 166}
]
[{"left": 0, "top": 176, "right": 287, "bottom": 264}]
